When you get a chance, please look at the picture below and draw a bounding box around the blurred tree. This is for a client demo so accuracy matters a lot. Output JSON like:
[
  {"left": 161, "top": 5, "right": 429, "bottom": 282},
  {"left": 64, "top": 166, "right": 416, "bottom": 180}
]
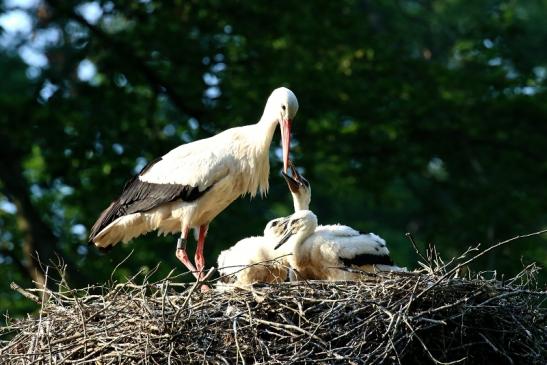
[{"left": 0, "top": 0, "right": 546, "bottom": 315}]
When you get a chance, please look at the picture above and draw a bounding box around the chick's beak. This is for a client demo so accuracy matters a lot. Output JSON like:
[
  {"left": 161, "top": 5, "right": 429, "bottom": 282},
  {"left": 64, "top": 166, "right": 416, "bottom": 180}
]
[
  {"left": 274, "top": 229, "right": 293, "bottom": 250},
  {"left": 282, "top": 170, "right": 300, "bottom": 193},
  {"left": 281, "top": 160, "right": 305, "bottom": 193}
]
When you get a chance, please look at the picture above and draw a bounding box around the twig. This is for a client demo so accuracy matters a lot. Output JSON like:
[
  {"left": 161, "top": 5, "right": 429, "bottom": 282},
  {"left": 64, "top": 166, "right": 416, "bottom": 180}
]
[
  {"left": 10, "top": 282, "right": 41, "bottom": 304},
  {"left": 405, "top": 232, "right": 428, "bottom": 264},
  {"left": 415, "top": 229, "right": 547, "bottom": 300},
  {"left": 232, "top": 317, "right": 245, "bottom": 365}
]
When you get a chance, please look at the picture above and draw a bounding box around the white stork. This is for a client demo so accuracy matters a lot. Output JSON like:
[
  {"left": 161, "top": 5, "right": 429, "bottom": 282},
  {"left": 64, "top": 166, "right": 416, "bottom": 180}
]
[
  {"left": 89, "top": 87, "right": 299, "bottom": 287},
  {"left": 267, "top": 162, "right": 405, "bottom": 281},
  {"left": 273, "top": 210, "right": 403, "bottom": 281}
]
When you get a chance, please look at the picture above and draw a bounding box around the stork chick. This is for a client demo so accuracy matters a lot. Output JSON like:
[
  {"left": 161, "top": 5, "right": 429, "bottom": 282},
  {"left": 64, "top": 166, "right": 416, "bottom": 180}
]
[
  {"left": 270, "top": 162, "right": 405, "bottom": 280},
  {"left": 273, "top": 210, "right": 403, "bottom": 281},
  {"left": 216, "top": 235, "right": 290, "bottom": 286}
]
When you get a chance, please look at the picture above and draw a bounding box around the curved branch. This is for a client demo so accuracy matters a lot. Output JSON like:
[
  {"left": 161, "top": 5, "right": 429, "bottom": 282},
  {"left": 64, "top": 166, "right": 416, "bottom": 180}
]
[{"left": 46, "top": 0, "right": 206, "bottom": 121}]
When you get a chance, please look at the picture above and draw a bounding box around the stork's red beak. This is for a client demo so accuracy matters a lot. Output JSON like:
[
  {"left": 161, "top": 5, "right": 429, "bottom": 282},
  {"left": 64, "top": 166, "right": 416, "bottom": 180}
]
[{"left": 281, "top": 119, "right": 292, "bottom": 173}]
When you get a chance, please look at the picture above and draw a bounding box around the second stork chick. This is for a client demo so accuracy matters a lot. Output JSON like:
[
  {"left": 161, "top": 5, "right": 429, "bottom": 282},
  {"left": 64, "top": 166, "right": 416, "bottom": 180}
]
[
  {"left": 217, "top": 235, "right": 290, "bottom": 286},
  {"left": 268, "top": 162, "right": 405, "bottom": 280},
  {"left": 273, "top": 210, "right": 400, "bottom": 281}
]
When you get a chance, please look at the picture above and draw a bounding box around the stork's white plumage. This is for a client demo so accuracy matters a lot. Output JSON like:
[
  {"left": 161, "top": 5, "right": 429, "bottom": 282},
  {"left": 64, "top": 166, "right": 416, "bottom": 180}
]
[
  {"left": 273, "top": 210, "right": 403, "bottom": 281},
  {"left": 89, "top": 87, "right": 299, "bottom": 288},
  {"left": 268, "top": 162, "right": 405, "bottom": 280},
  {"left": 216, "top": 235, "right": 290, "bottom": 286}
]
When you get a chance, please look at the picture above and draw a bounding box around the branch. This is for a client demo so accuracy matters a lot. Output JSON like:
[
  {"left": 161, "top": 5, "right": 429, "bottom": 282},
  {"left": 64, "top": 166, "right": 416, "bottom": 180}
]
[
  {"left": 45, "top": 0, "right": 206, "bottom": 122},
  {"left": 10, "top": 282, "right": 41, "bottom": 304},
  {"left": 405, "top": 232, "right": 428, "bottom": 264},
  {"left": 414, "top": 228, "right": 547, "bottom": 300}
]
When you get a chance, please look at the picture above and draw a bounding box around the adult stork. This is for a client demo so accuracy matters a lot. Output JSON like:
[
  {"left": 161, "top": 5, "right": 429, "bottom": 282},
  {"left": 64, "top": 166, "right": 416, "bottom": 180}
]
[
  {"left": 89, "top": 87, "right": 299, "bottom": 286},
  {"left": 266, "top": 162, "right": 405, "bottom": 280}
]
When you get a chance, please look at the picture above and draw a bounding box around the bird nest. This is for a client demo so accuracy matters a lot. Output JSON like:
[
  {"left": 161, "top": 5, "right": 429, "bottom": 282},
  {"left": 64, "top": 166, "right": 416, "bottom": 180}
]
[{"left": 1, "top": 246, "right": 546, "bottom": 364}]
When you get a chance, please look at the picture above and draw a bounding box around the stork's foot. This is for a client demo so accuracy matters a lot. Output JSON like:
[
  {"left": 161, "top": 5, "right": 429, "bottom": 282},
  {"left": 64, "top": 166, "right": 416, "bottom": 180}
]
[
  {"left": 175, "top": 233, "right": 214, "bottom": 291},
  {"left": 197, "top": 266, "right": 216, "bottom": 293},
  {"left": 176, "top": 249, "right": 209, "bottom": 291},
  {"left": 175, "top": 242, "right": 200, "bottom": 280}
]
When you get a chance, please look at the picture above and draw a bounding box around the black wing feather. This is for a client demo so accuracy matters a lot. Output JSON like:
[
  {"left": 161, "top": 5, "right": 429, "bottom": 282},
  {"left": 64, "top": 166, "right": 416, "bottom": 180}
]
[
  {"left": 89, "top": 157, "right": 211, "bottom": 241},
  {"left": 340, "top": 253, "right": 394, "bottom": 267}
]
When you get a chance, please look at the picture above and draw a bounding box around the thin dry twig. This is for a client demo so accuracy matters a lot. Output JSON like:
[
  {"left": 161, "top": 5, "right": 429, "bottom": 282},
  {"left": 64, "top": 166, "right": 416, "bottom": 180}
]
[{"left": 405, "top": 232, "right": 428, "bottom": 265}]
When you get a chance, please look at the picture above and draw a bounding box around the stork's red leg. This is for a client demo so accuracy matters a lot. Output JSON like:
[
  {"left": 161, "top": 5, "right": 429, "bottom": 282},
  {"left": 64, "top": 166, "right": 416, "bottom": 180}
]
[
  {"left": 175, "top": 228, "right": 200, "bottom": 280},
  {"left": 195, "top": 224, "right": 210, "bottom": 292}
]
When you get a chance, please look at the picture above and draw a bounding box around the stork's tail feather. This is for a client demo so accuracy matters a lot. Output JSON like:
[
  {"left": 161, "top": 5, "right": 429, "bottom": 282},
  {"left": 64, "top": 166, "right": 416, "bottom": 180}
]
[
  {"left": 87, "top": 239, "right": 113, "bottom": 252},
  {"left": 89, "top": 199, "right": 145, "bottom": 248},
  {"left": 90, "top": 212, "right": 150, "bottom": 248},
  {"left": 89, "top": 200, "right": 123, "bottom": 244}
]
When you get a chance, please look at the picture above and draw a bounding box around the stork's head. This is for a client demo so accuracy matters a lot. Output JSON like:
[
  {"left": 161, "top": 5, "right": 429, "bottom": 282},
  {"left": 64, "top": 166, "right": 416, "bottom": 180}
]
[
  {"left": 273, "top": 210, "right": 317, "bottom": 250},
  {"left": 263, "top": 87, "right": 299, "bottom": 172},
  {"left": 264, "top": 217, "right": 286, "bottom": 239},
  {"left": 281, "top": 161, "right": 311, "bottom": 211}
]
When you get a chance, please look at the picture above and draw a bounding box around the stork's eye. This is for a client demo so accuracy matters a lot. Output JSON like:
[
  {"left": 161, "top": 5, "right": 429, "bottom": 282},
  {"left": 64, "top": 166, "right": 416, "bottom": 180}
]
[
  {"left": 281, "top": 105, "right": 286, "bottom": 111},
  {"left": 271, "top": 221, "right": 278, "bottom": 227}
]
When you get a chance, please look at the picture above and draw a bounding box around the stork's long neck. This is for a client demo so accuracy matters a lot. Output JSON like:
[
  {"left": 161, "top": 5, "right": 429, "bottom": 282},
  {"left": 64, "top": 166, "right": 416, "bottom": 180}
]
[
  {"left": 256, "top": 116, "right": 279, "bottom": 151},
  {"left": 292, "top": 191, "right": 310, "bottom": 211},
  {"left": 283, "top": 224, "right": 315, "bottom": 268},
  {"left": 246, "top": 117, "right": 279, "bottom": 196}
]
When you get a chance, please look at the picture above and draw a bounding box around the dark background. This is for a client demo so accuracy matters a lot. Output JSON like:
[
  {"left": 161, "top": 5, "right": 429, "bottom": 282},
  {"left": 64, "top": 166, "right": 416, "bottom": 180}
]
[{"left": 1, "top": 0, "right": 546, "bottom": 316}]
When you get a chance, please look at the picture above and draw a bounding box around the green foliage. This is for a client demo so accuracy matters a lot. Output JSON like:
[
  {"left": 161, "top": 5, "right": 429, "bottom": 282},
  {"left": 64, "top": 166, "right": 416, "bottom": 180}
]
[{"left": 0, "top": 0, "right": 545, "bottom": 316}]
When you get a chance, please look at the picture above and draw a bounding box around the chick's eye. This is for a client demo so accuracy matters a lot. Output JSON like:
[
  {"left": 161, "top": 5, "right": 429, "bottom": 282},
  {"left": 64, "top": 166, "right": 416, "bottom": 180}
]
[{"left": 281, "top": 105, "right": 286, "bottom": 111}]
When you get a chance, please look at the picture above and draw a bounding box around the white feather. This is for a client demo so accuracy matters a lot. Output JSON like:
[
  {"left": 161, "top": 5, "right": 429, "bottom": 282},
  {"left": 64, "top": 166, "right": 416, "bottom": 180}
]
[
  {"left": 217, "top": 235, "right": 289, "bottom": 286},
  {"left": 320, "top": 231, "right": 390, "bottom": 258},
  {"left": 140, "top": 128, "right": 251, "bottom": 191}
]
